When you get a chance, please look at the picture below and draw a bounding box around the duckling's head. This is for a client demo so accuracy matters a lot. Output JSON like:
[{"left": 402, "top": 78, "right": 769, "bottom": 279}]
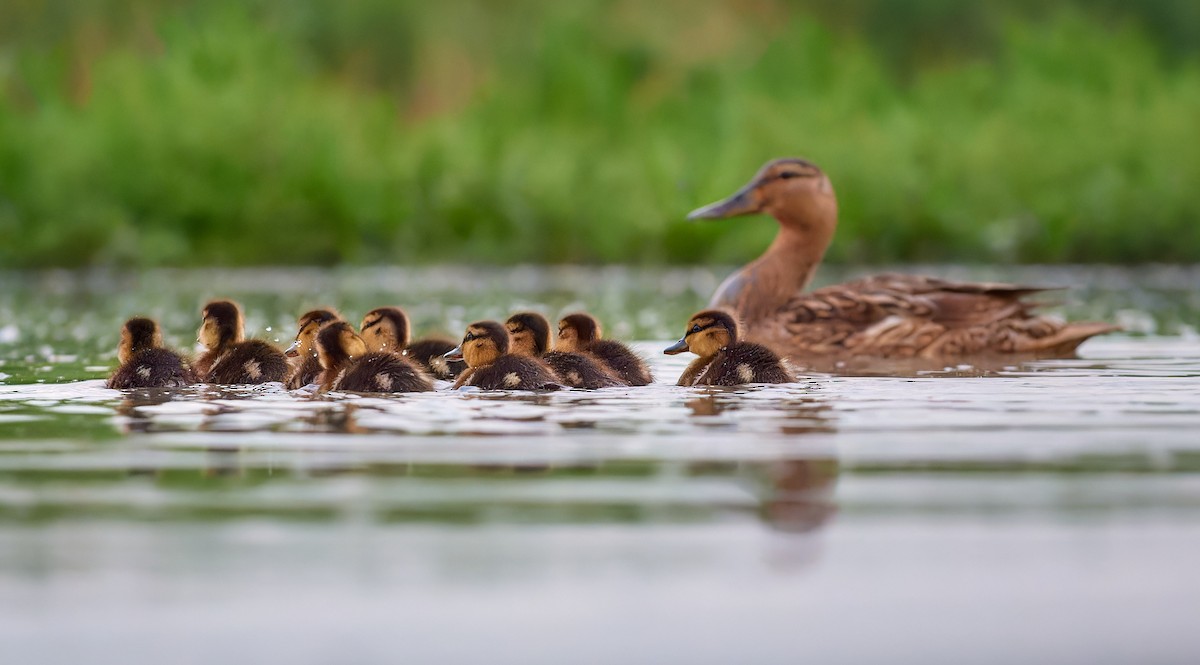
[
  {"left": 118, "top": 317, "right": 163, "bottom": 364},
  {"left": 664, "top": 310, "right": 739, "bottom": 357},
  {"left": 198, "top": 300, "right": 244, "bottom": 350},
  {"left": 505, "top": 312, "right": 551, "bottom": 357},
  {"left": 556, "top": 313, "right": 602, "bottom": 353},
  {"left": 445, "top": 321, "right": 508, "bottom": 368},
  {"left": 687, "top": 158, "right": 836, "bottom": 232},
  {"left": 360, "top": 307, "right": 412, "bottom": 353},
  {"left": 284, "top": 308, "right": 341, "bottom": 358},
  {"left": 315, "top": 321, "right": 368, "bottom": 371}
]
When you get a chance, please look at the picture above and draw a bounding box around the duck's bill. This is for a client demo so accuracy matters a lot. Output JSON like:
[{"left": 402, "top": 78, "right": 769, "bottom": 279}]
[
  {"left": 283, "top": 340, "right": 301, "bottom": 357},
  {"left": 663, "top": 338, "right": 689, "bottom": 355},
  {"left": 686, "top": 184, "right": 758, "bottom": 220},
  {"left": 443, "top": 345, "right": 465, "bottom": 362}
]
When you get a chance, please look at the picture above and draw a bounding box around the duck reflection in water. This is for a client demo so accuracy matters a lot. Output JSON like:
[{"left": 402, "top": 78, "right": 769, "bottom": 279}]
[{"left": 684, "top": 392, "right": 834, "bottom": 435}]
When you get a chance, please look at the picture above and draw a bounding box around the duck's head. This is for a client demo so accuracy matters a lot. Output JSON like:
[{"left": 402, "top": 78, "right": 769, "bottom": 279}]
[
  {"left": 360, "top": 307, "right": 411, "bottom": 353},
  {"left": 687, "top": 158, "right": 836, "bottom": 232},
  {"left": 445, "top": 321, "right": 508, "bottom": 367},
  {"left": 664, "top": 310, "right": 739, "bottom": 357},
  {"left": 198, "top": 300, "right": 244, "bottom": 350},
  {"left": 556, "top": 313, "right": 602, "bottom": 353},
  {"left": 315, "top": 321, "right": 368, "bottom": 371},
  {"left": 505, "top": 312, "right": 551, "bottom": 357},
  {"left": 118, "top": 317, "right": 163, "bottom": 364},
  {"left": 284, "top": 308, "right": 341, "bottom": 358}
]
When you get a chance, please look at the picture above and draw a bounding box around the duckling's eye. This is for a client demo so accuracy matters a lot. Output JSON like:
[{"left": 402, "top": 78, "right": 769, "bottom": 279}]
[
  {"left": 691, "top": 324, "right": 702, "bottom": 333},
  {"left": 464, "top": 332, "right": 475, "bottom": 342},
  {"left": 778, "top": 171, "right": 800, "bottom": 180}
]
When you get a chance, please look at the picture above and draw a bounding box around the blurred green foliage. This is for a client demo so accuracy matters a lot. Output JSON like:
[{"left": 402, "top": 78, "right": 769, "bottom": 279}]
[{"left": 1, "top": 0, "right": 1198, "bottom": 267}]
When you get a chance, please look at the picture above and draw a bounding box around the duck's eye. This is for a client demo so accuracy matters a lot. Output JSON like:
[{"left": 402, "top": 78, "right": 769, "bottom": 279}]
[
  {"left": 691, "top": 324, "right": 702, "bottom": 333},
  {"left": 778, "top": 171, "right": 800, "bottom": 180},
  {"left": 464, "top": 332, "right": 475, "bottom": 342}
]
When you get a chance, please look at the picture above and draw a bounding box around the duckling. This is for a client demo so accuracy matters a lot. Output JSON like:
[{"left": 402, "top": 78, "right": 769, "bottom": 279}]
[
  {"left": 505, "top": 312, "right": 624, "bottom": 389},
  {"left": 664, "top": 310, "right": 792, "bottom": 386},
  {"left": 445, "top": 321, "right": 560, "bottom": 391},
  {"left": 316, "top": 321, "right": 433, "bottom": 393},
  {"left": 284, "top": 308, "right": 342, "bottom": 389},
  {"left": 688, "top": 158, "right": 1118, "bottom": 359},
  {"left": 194, "top": 300, "right": 289, "bottom": 384},
  {"left": 556, "top": 313, "right": 653, "bottom": 386},
  {"left": 359, "top": 306, "right": 466, "bottom": 380},
  {"left": 107, "top": 317, "right": 197, "bottom": 389}
]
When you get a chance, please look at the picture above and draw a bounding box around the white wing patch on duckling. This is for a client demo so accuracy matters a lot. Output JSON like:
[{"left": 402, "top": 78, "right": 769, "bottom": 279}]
[
  {"left": 429, "top": 357, "right": 448, "bottom": 376},
  {"left": 244, "top": 360, "right": 262, "bottom": 380},
  {"left": 503, "top": 372, "right": 521, "bottom": 388},
  {"left": 136, "top": 366, "right": 152, "bottom": 380},
  {"left": 737, "top": 363, "right": 754, "bottom": 383},
  {"left": 375, "top": 373, "right": 393, "bottom": 392}
]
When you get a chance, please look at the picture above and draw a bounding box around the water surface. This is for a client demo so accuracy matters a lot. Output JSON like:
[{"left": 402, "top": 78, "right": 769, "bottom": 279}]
[{"left": 1, "top": 266, "right": 1198, "bottom": 664}]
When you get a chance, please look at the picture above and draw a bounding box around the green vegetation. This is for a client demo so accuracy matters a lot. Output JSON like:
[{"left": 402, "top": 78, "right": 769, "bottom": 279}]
[{"left": 1, "top": 0, "right": 1198, "bottom": 267}]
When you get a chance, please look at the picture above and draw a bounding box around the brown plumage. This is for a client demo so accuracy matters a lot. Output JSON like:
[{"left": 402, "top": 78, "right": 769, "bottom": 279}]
[
  {"left": 107, "top": 317, "right": 196, "bottom": 389},
  {"left": 285, "top": 308, "right": 342, "bottom": 389},
  {"left": 195, "top": 300, "right": 288, "bottom": 384},
  {"left": 665, "top": 310, "right": 792, "bottom": 386},
  {"left": 360, "top": 306, "right": 466, "bottom": 380},
  {"left": 447, "top": 320, "right": 560, "bottom": 391},
  {"left": 556, "top": 313, "right": 653, "bottom": 386},
  {"left": 316, "top": 321, "right": 433, "bottom": 393},
  {"left": 505, "top": 312, "right": 625, "bottom": 389},
  {"left": 688, "top": 158, "right": 1118, "bottom": 360}
]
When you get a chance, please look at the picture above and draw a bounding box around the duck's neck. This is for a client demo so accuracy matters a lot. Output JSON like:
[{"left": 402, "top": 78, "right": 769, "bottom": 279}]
[{"left": 710, "top": 220, "right": 832, "bottom": 323}]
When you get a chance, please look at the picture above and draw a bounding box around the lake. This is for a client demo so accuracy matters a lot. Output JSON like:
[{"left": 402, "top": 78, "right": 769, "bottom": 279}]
[{"left": 1, "top": 265, "right": 1199, "bottom": 664}]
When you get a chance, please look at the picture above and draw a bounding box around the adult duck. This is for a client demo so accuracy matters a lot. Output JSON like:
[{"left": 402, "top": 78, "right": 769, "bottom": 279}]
[{"left": 688, "top": 158, "right": 1117, "bottom": 360}]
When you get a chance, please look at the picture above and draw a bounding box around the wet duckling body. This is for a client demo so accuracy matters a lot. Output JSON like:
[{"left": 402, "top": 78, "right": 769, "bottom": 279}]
[
  {"left": 506, "top": 312, "right": 624, "bottom": 389},
  {"left": 556, "top": 313, "right": 653, "bottom": 386},
  {"left": 284, "top": 308, "right": 342, "bottom": 389},
  {"left": 446, "top": 321, "right": 559, "bottom": 391},
  {"left": 360, "top": 307, "right": 466, "bottom": 380},
  {"left": 107, "top": 317, "right": 196, "bottom": 389},
  {"left": 665, "top": 310, "right": 792, "bottom": 386},
  {"left": 316, "top": 321, "right": 433, "bottom": 393},
  {"left": 689, "top": 158, "right": 1117, "bottom": 360},
  {"left": 195, "top": 300, "right": 289, "bottom": 384}
]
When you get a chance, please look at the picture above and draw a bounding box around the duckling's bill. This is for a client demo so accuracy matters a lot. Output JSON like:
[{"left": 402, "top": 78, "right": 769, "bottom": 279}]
[
  {"left": 283, "top": 339, "right": 301, "bottom": 357},
  {"left": 444, "top": 345, "right": 465, "bottom": 362},
  {"left": 663, "top": 338, "right": 689, "bottom": 355}
]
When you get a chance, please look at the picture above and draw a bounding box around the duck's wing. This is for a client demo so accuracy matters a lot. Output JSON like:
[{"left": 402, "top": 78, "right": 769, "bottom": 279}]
[{"left": 767, "top": 274, "right": 1116, "bottom": 358}]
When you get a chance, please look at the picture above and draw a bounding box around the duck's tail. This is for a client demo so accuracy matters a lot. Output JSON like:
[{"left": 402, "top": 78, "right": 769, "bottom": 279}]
[{"left": 1019, "top": 322, "right": 1121, "bottom": 356}]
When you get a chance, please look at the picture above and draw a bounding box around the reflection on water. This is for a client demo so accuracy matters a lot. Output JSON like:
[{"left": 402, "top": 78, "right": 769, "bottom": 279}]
[{"left": 2, "top": 266, "right": 1200, "bottom": 662}]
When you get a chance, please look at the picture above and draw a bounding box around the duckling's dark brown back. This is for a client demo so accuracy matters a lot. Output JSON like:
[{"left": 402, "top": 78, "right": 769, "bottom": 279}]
[
  {"left": 405, "top": 337, "right": 466, "bottom": 379},
  {"left": 587, "top": 340, "right": 653, "bottom": 386},
  {"left": 467, "top": 355, "right": 559, "bottom": 391},
  {"left": 206, "top": 340, "right": 289, "bottom": 384},
  {"left": 543, "top": 351, "right": 624, "bottom": 389},
  {"left": 286, "top": 354, "right": 324, "bottom": 389},
  {"left": 333, "top": 352, "right": 433, "bottom": 393},
  {"left": 108, "top": 348, "right": 197, "bottom": 389},
  {"left": 696, "top": 342, "right": 792, "bottom": 386}
]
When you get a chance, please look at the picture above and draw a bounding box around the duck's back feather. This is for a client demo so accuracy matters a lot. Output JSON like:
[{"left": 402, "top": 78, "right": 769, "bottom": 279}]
[
  {"left": 755, "top": 273, "right": 1117, "bottom": 359},
  {"left": 332, "top": 353, "right": 433, "bottom": 393},
  {"left": 587, "top": 340, "right": 653, "bottom": 386},
  {"left": 467, "top": 355, "right": 560, "bottom": 391},
  {"left": 694, "top": 343, "right": 792, "bottom": 386},
  {"left": 544, "top": 351, "right": 625, "bottom": 389},
  {"left": 405, "top": 337, "right": 466, "bottom": 379},
  {"left": 205, "top": 340, "right": 289, "bottom": 384},
  {"left": 287, "top": 355, "right": 323, "bottom": 390},
  {"left": 108, "top": 348, "right": 196, "bottom": 389}
]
